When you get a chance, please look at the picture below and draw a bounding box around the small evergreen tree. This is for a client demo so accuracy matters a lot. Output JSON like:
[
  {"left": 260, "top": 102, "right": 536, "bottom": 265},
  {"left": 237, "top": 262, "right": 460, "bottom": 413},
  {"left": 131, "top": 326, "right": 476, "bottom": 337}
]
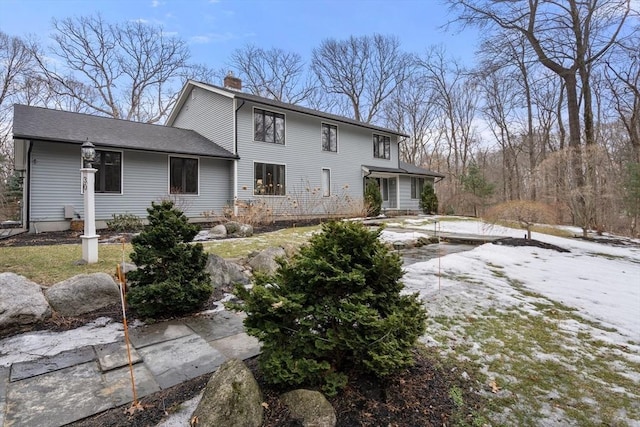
[
  {"left": 364, "top": 179, "right": 382, "bottom": 216},
  {"left": 461, "top": 163, "right": 495, "bottom": 216},
  {"left": 230, "top": 221, "right": 427, "bottom": 395},
  {"left": 419, "top": 182, "right": 438, "bottom": 214},
  {"left": 127, "top": 200, "right": 211, "bottom": 318}
]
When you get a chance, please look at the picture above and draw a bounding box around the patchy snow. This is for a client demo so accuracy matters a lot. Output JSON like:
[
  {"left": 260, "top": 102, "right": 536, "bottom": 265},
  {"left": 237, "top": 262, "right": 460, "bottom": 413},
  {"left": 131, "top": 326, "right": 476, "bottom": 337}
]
[
  {"left": 380, "top": 229, "right": 430, "bottom": 242},
  {"left": 402, "top": 219, "right": 640, "bottom": 343}
]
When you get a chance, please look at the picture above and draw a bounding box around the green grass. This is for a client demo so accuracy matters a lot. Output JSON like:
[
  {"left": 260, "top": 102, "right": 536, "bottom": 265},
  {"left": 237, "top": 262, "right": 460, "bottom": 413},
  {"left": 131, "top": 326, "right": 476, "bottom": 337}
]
[
  {"left": 426, "top": 273, "right": 640, "bottom": 426},
  {"left": 0, "top": 225, "right": 320, "bottom": 285}
]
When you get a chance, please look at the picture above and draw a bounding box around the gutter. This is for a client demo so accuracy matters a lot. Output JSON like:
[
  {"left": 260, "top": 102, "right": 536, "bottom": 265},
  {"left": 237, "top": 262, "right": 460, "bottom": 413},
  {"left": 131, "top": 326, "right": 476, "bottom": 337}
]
[{"left": 25, "top": 140, "right": 32, "bottom": 232}]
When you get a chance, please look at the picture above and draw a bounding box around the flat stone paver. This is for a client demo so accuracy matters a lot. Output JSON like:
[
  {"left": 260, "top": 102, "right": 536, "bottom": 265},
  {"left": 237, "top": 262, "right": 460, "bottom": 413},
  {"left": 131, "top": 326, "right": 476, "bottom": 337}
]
[
  {"left": 137, "top": 334, "right": 227, "bottom": 389},
  {"left": 185, "top": 311, "right": 246, "bottom": 341},
  {"left": 0, "top": 367, "right": 8, "bottom": 427},
  {"left": 210, "top": 332, "right": 261, "bottom": 360},
  {"left": 9, "top": 346, "right": 96, "bottom": 381},
  {"left": 4, "top": 362, "right": 111, "bottom": 426},
  {"left": 128, "top": 322, "right": 193, "bottom": 348},
  {"left": 102, "top": 363, "right": 160, "bottom": 407},
  {"left": 95, "top": 341, "right": 141, "bottom": 372}
]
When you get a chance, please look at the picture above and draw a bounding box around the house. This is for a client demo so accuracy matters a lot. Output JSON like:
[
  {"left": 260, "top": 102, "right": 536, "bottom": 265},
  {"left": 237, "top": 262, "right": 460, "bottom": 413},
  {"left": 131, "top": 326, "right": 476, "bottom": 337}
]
[{"left": 12, "top": 76, "right": 443, "bottom": 232}]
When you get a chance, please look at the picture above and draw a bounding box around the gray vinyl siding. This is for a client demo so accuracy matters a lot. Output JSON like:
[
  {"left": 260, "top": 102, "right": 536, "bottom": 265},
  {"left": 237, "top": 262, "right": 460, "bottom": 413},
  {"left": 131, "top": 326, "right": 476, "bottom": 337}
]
[
  {"left": 29, "top": 141, "right": 232, "bottom": 225},
  {"left": 172, "top": 88, "right": 234, "bottom": 153},
  {"left": 235, "top": 101, "right": 401, "bottom": 215},
  {"left": 398, "top": 175, "right": 436, "bottom": 212}
]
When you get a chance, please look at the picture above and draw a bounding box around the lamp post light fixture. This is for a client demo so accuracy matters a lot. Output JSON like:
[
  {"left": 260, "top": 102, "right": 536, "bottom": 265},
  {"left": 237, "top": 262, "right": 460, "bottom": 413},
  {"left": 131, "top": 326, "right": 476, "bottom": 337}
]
[{"left": 81, "top": 139, "right": 99, "bottom": 263}]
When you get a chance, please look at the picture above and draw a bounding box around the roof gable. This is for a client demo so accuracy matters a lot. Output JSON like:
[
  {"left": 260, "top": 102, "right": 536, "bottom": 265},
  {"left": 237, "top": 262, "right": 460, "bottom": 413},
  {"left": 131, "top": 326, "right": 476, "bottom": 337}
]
[
  {"left": 12, "top": 104, "right": 237, "bottom": 159},
  {"left": 167, "top": 80, "right": 409, "bottom": 138}
]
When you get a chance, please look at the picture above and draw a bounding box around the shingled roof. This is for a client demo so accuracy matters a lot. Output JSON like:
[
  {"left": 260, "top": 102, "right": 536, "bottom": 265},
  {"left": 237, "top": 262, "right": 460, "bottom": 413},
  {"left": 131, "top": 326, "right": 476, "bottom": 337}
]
[{"left": 12, "top": 104, "right": 237, "bottom": 159}]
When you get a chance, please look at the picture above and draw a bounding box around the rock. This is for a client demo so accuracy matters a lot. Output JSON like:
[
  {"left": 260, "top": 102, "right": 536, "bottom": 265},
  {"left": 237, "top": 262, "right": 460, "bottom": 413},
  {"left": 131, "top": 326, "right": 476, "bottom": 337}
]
[
  {"left": 225, "top": 222, "right": 253, "bottom": 238},
  {"left": 0, "top": 273, "right": 52, "bottom": 337},
  {"left": 225, "top": 221, "right": 241, "bottom": 235},
  {"left": 280, "top": 242, "right": 300, "bottom": 258},
  {"left": 280, "top": 389, "right": 336, "bottom": 427},
  {"left": 191, "top": 359, "right": 263, "bottom": 427},
  {"left": 211, "top": 224, "right": 227, "bottom": 237},
  {"left": 248, "top": 247, "right": 286, "bottom": 274},
  {"left": 45, "top": 273, "right": 120, "bottom": 316},
  {"left": 119, "top": 262, "right": 138, "bottom": 275},
  {"left": 206, "top": 254, "right": 251, "bottom": 291}
]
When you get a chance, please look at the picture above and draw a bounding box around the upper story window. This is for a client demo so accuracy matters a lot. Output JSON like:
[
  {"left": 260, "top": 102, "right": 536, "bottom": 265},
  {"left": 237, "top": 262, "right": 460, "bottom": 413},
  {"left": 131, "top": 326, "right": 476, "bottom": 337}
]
[
  {"left": 170, "top": 156, "right": 198, "bottom": 194},
  {"left": 254, "top": 108, "right": 285, "bottom": 144},
  {"left": 94, "top": 150, "right": 121, "bottom": 193},
  {"left": 373, "top": 134, "right": 390, "bottom": 159},
  {"left": 322, "top": 123, "right": 337, "bottom": 152}
]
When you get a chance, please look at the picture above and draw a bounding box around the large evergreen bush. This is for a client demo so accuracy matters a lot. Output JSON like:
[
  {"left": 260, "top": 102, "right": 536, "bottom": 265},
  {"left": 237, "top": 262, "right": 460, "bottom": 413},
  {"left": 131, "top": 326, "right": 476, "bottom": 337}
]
[
  {"left": 127, "top": 200, "right": 211, "bottom": 318},
  {"left": 230, "top": 221, "right": 427, "bottom": 395},
  {"left": 419, "top": 182, "right": 438, "bottom": 214},
  {"left": 364, "top": 179, "right": 382, "bottom": 216}
]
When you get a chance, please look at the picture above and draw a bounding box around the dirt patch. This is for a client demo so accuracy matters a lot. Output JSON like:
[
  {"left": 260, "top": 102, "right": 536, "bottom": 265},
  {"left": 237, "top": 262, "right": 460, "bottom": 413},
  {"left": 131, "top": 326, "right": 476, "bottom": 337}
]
[{"left": 493, "top": 237, "right": 570, "bottom": 252}]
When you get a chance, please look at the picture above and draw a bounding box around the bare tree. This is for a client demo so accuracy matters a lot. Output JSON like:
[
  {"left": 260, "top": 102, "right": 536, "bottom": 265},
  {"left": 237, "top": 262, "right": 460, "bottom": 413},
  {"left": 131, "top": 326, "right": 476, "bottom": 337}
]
[
  {"left": 36, "top": 14, "right": 191, "bottom": 124},
  {"left": 311, "top": 34, "right": 412, "bottom": 123},
  {"left": 229, "top": 44, "right": 315, "bottom": 104},
  {"left": 382, "top": 72, "right": 439, "bottom": 166},
  {"left": 447, "top": 0, "right": 632, "bottom": 231}
]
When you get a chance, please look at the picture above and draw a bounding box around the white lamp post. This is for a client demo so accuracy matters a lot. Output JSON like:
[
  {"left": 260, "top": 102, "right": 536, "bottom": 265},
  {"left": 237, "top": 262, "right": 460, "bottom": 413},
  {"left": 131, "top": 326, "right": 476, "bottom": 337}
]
[{"left": 81, "top": 139, "right": 99, "bottom": 263}]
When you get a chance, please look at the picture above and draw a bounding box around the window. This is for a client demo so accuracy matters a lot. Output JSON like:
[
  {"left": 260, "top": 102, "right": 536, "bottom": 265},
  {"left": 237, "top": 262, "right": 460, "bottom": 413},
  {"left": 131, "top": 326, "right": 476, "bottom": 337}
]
[
  {"left": 322, "top": 123, "right": 337, "bottom": 152},
  {"left": 411, "top": 177, "right": 424, "bottom": 199},
  {"left": 372, "top": 177, "right": 388, "bottom": 201},
  {"left": 94, "top": 150, "right": 121, "bottom": 193},
  {"left": 322, "top": 168, "right": 331, "bottom": 197},
  {"left": 170, "top": 157, "right": 198, "bottom": 194},
  {"left": 373, "top": 134, "right": 391, "bottom": 159},
  {"left": 254, "top": 162, "right": 286, "bottom": 195},
  {"left": 254, "top": 108, "right": 285, "bottom": 144}
]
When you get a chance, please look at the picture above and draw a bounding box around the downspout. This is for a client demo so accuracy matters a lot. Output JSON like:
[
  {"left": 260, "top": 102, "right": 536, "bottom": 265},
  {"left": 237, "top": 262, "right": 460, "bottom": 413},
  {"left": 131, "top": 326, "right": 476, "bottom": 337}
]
[
  {"left": 25, "top": 141, "right": 32, "bottom": 232},
  {"left": 233, "top": 99, "right": 245, "bottom": 216}
]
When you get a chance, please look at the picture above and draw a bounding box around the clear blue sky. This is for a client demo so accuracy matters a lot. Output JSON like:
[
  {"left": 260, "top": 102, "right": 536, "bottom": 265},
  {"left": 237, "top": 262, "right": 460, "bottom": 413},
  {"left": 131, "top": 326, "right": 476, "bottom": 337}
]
[{"left": 0, "top": 0, "right": 479, "bottom": 71}]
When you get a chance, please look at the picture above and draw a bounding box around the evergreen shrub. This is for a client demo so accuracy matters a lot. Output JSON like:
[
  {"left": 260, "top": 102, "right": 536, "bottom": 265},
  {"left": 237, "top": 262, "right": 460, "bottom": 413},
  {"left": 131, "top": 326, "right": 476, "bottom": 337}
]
[
  {"left": 127, "top": 200, "right": 211, "bottom": 318},
  {"left": 364, "top": 179, "right": 383, "bottom": 216},
  {"left": 419, "top": 182, "right": 438, "bottom": 214},
  {"left": 230, "top": 221, "right": 427, "bottom": 395}
]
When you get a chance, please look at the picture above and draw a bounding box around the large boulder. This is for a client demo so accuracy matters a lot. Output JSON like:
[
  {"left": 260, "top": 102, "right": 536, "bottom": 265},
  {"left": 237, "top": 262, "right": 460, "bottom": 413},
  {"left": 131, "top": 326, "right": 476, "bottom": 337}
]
[
  {"left": 0, "top": 273, "right": 51, "bottom": 337},
  {"left": 191, "top": 358, "right": 263, "bottom": 427},
  {"left": 280, "top": 389, "right": 336, "bottom": 427},
  {"left": 45, "top": 273, "right": 120, "bottom": 317},
  {"left": 248, "top": 247, "right": 286, "bottom": 274},
  {"left": 225, "top": 222, "right": 254, "bottom": 238},
  {"left": 205, "top": 254, "right": 250, "bottom": 291}
]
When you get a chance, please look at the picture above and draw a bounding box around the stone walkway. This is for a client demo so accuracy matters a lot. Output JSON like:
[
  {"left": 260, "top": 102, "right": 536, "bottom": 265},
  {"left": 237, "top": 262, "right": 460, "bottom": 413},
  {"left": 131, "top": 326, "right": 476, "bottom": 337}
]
[{"left": 0, "top": 311, "right": 260, "bottom": 426}]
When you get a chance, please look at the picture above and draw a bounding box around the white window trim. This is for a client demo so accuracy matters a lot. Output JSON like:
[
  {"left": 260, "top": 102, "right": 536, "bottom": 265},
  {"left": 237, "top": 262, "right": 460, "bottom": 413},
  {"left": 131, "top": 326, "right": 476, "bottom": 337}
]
[
  {"left": 168, "top": 154, "right": 200, "bottom": 196},
  {"left": 321, "top": 122, "right": 339, "bottom": 153},
  {"left": 80, "top": 148, "right": 124, "bottom": 196},
  {"left": 252, "top": 106, "right": 287, "bottom": 146},
  {"left": 253, "top": 160, "right": 287, "bottom": 197}
]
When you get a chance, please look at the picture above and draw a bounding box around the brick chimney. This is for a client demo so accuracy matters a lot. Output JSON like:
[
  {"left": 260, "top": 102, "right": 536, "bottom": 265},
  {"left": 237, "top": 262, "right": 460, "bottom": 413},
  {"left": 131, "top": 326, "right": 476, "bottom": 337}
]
[{"left": 223, "top": 72, "right": 242, "bottom": 91}]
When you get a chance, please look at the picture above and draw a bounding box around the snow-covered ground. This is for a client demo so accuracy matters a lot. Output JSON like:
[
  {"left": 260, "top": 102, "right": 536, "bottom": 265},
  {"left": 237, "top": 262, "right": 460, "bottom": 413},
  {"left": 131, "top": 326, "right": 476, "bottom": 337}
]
[{"left": 382, "top": 217, "right": 640, "bottom": 425}]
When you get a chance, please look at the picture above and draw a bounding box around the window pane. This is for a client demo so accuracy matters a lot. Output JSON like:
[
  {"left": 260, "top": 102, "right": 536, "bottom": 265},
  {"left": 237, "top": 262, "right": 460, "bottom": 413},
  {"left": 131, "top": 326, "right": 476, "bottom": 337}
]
[
  {"left": 264, "top": 113, "right": 275, "bottom": 143},
  {"left": 275, "top": 165, "right": 286, "bottom": 196},
  {"left": 104, "top": 152, "right": 121, "bottom": 192},
  {"left": 254, "top": 110, "right": 264, "bottom": 141},
  {"left": 384, "top": 138, "right": 390, "bottom": 159},
  {"left": 330, "top": 126, "right": 337, "bottom": 151},
  {"left": 275, "top": 115, "right": 285, "bottom": 144},
  {"left": 254, "top": 163, "right": 264, "bottom": 195},
  {"left": 170, "top": 158, "right": 182, "bottom": 193},
  {"left": 322, "top": 125, "right": 330, "bottom": 151},
  {"left": 185, "top": 158, "right": 198, "bottom": 194}
]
